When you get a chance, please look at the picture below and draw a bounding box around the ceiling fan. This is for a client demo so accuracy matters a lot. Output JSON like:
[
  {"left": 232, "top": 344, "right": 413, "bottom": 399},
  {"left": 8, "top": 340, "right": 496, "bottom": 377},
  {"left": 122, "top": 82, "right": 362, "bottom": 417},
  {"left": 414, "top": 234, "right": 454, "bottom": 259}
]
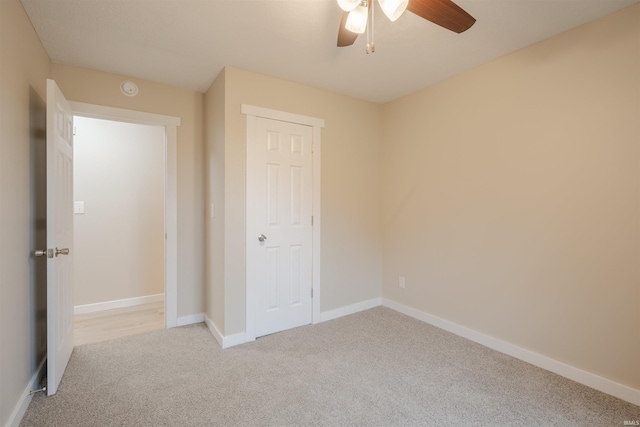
[{"left": 337, "top": 0, "right": 476, "bottom": 51}]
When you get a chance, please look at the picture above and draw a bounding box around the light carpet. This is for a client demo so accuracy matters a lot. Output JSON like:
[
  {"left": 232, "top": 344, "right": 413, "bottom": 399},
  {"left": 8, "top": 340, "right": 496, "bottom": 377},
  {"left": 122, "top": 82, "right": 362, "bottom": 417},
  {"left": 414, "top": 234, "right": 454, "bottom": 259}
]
[{"left": 21, "top": 307, "right": 639, "bottom": 426}]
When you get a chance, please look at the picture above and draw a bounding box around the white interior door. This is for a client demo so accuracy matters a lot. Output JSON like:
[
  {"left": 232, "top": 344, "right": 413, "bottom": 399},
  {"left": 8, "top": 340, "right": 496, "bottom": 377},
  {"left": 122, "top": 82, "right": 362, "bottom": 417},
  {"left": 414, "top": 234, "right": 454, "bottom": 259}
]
[
  {"left": 45, "top": 79, "right": 74, "bottom": 395},
  {"left": 247, "top": 117, "right": 313, "bottom": 338}
]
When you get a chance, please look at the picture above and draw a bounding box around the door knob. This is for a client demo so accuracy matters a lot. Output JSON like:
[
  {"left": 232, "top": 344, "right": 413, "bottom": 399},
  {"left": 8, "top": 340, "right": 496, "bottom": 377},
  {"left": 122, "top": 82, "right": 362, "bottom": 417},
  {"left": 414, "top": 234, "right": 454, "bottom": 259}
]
[
  {"left": 55, "top": 247, "right": 70, "bottom": 256},
  {"left": 258, "top": 234, "right": 267, "bottom": 242},
  {"left": 35, "top": 248, "right": 68, "bottom": 258}
]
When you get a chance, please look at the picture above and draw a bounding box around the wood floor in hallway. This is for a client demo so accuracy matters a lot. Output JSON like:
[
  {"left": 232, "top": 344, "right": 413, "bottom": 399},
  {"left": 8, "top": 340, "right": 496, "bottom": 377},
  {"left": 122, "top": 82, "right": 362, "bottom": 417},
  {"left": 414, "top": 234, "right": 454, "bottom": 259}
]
[{"left": 74, "top": 301, "right": 165, "bottom": 346}]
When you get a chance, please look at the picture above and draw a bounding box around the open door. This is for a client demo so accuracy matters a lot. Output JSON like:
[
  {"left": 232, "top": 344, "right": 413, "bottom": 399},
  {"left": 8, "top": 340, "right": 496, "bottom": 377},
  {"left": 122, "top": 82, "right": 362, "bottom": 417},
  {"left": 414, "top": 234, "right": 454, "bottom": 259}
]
[{"left": 43, "top": 79, "right": 74, "bottom": 395}]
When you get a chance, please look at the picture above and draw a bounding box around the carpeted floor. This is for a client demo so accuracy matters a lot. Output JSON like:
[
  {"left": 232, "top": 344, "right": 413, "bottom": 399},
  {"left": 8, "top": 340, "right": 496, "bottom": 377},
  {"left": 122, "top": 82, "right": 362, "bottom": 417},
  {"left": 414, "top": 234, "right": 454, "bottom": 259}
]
[{"left": 21, "top": 307, "right": 639, "bottom": 426}]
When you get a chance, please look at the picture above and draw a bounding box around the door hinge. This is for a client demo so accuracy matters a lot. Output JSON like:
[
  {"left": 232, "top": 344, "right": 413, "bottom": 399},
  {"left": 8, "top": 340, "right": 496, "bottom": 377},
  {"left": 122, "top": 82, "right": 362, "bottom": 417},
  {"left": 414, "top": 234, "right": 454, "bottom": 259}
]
[
  {"left": 73, "top": 126, "right": 77, "bottom": 136},
  {"left": 311, "top": 288, "right": 313, "bottom": 298},
  {"left": 311, "top": 216, "right": 314, "bottom": 226}
]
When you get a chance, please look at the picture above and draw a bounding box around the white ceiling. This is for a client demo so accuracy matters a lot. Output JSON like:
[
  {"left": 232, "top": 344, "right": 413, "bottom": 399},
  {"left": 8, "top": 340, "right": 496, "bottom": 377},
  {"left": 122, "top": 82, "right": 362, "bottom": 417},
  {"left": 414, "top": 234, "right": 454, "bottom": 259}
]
[{"left": 21, "top": 0, "right": 638, "bottom": 103}]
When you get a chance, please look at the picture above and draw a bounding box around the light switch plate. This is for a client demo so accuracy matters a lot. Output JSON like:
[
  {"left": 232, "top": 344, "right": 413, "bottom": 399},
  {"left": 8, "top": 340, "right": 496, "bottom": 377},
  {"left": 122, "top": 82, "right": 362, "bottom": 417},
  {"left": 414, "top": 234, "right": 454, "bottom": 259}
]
[{"left": 74, "top": 201, "right": 85, "bottom": 214}]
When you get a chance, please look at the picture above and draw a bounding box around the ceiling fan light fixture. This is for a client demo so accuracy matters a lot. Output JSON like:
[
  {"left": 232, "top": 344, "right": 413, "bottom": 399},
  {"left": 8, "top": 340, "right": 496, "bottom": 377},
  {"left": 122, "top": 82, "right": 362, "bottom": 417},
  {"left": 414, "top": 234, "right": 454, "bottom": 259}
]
[
  {"left": 345, "top": 5, "right": 368, "bottom": 34},
  {"left": 337, "top": 0, "right": 361, "bottom": 12},
  {"left": 378, "top": 0, "right": 408, "bottom": 21}
]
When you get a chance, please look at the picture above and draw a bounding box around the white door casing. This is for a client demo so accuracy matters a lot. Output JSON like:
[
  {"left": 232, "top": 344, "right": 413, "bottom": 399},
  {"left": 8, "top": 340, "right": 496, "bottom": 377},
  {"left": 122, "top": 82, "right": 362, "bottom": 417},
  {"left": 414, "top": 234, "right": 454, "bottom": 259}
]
[
  {"left": 46, "top": 79, "right": 74, "bottom": 395},
  {"left": 244, "top": 105, "right": 324, "bottom": 341}
]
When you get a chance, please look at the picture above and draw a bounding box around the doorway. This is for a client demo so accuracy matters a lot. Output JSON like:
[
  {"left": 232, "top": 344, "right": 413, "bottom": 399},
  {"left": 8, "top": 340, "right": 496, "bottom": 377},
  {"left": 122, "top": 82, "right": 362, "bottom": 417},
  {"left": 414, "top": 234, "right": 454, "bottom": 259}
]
[
  {"left": 70, "top": 102, "right": 180, "bottom": 333},
  {"left": 40, "top": 84, "right": 180, "bottom": 394},
  {"left": 72, "top": 116, "right": 165, "bottom": 345}
]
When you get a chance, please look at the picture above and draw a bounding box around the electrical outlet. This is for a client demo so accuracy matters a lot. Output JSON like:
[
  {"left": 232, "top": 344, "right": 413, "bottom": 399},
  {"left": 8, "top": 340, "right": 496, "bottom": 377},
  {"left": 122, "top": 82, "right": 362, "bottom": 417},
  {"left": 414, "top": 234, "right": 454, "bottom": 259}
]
[{"left": 399, "top": 276, "right": 406, "bottom": 289}]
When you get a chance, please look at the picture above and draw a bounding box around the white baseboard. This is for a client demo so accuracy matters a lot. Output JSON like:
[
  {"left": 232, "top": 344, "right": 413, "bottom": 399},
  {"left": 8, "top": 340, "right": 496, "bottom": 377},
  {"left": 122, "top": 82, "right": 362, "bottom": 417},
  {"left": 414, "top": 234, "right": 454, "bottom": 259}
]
[
  {"left": 74, "top": 293, "right": 164, "bottom": 315},
  {"left": 320, "top": 297, "right": 382, "bottom": 323},
  {"left": 223, "top": 331, "right": 250, "bottom": 348},
  {"left": 382, "top": 298, "right": 640, "bottom": 406},
  {"left": 5, "top": 357, "right": 46, "bottom": 427},
  {"left": 202, "top": 298, "right": 383, "bottom": 350},
  {"left": 204, "top": 315, "right": 250, "bottom": 349},
  {"left": 204, "top": 315, "right": 223, "bottom": 347},
  {"left": 177, "top": 313, "right": 204, "bottom": 327}
]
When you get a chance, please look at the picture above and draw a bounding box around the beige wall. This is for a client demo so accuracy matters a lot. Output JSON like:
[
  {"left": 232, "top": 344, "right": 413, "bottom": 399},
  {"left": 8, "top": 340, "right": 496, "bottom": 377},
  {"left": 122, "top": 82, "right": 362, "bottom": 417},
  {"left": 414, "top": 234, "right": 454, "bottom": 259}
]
[
  {"left": 204, "top": 70, "right": 226, "bottom": 331},
  {"left": 205, "top": 67, "right": 384, "bottom": 335},
  {"left": 382, "top": 4, "right": 640, "bottom": 390},
  {"left": 0, "top": 0, "right": 52, "bottom": 424},
  {"left": 51, "top": 64, "right": 205, "bottom": 318},
  {"left": 74, "top": 117, "right": 165, "bottom": 306}
]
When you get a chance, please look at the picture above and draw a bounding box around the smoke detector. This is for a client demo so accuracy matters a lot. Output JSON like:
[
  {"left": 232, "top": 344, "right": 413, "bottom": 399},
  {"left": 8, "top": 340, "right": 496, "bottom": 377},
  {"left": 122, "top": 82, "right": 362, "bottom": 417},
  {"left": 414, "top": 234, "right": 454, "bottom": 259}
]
[{"left": 120, "top": 81, "right": 139, "bottom": 97}]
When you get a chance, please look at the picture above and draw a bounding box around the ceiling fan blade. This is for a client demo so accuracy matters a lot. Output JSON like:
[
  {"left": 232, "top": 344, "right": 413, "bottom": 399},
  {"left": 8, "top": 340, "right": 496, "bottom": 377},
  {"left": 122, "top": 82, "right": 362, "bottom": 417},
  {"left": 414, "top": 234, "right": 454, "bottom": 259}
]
[
  {"left": 337, "top": 11, "right": 358, "bottom": 47},
  {"left": 407, "top": 0, "right": 476, "bottom": 34}
]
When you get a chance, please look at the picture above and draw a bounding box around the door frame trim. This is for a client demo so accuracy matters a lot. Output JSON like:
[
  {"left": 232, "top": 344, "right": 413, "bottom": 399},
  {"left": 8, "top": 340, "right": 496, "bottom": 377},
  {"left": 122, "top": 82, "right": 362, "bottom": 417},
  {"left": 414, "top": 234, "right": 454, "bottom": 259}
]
[
  {"left": 69, "top": 101, "right": 180, "bottom": 328},
  {"left": 242, "top": 104, "right": 324, "bottom": 341}
]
